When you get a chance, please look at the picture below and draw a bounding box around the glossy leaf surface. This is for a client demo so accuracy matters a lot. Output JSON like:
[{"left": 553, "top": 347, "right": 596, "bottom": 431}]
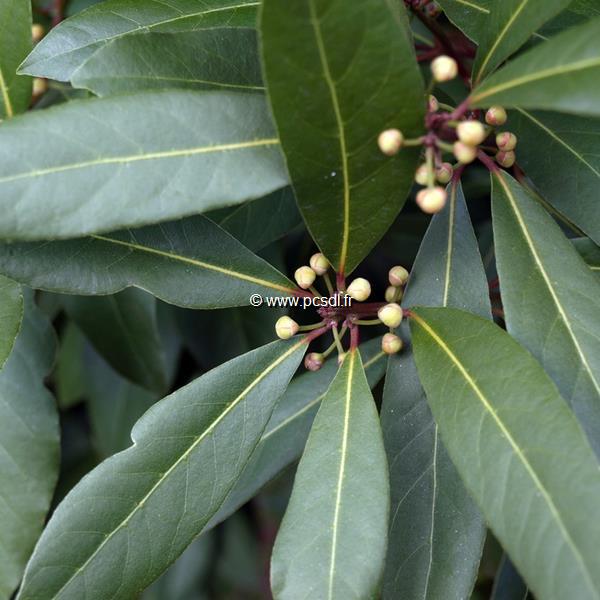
[
  {"left": 0, "top": 90, "right": 287, "bottom": 240},
  {"left": 573, "top": 237, "right": 600, "bottom": 272},
  {"left": 209, "top": 338, "right": 386, "bottom": 529},
  {"left": 510, "top": 108, "right": 600, "bottom": 244},
  {"left": 0, "top": 0, "right": 31, "bottom": 118},
  {"left": 70, "top": 29, "right": 263, "bottom": 96},
  {"left": 0, "top": 216, "right": 296, "bottom": 308},
  {"left": 18, "top": 339, "right": 306, "bottom": 600},
  {"left": 0, "top": 275, "right": 22, "bottom": 369},
  {"left": 492, "top": 172, "right": 600, "bottom": 456},
  {"left": 411, "top": 307, "right": 600, "bottom": 600},
  {"left": 436, "top": 0, "right": 489, "bottom": 42},
  {"left": 20, "top": 0, "right": 259, "bottom": 81},
  {"left": 0, "top": 293, "right": 59, "bottom": 598},
  {"left": 471, "top": 18, "right": 600, "bottom": 116},
  {"left": 63, "top": 289, "right": 168, "bottom": 393},
  {"left": 261, "top": 0, "right": 424, "bottom": 274},
  {"left": 381, "top": 182, "right": 488, "bottom": 599},
  {"left": 472, "top": 0, "right": 572, "bottom": 84},
  {"left": 271, "top": 350, "right": 389, "bottom": 599}
]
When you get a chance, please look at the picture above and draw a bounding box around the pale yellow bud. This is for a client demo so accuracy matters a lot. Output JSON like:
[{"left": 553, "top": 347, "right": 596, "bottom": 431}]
[
  {"left": 305, "top": 352, "right": 324, "bottom": 372},
  {"left": 415, "top": 164, "right": 429, "bottom": 186},
  {"left": 388, "top": 266, "right": 409, "bottom": 287},
  {"left": 456, "top": 120, "right": 486, "bottom": 146},
  {"left": 378, "top": 129, "right": 404, "bottom": 156},
  {"left": 385, "top": 285, "right": 398, "bottom": 303},
  {"left": 294, "top": 266, "right": 316, "bottom": 289},
  {"left": 346, "top": 277, "right": 371, "bottom": 302},
  {"left": 495, "top": 150, "right": 516, "bottom": 168},
  {"left": 431, "top": 55, "right": 458, "bottom": 82},
  {"left": 435, "top": 162, "right": 453, "bottom": 185},
  {"left": 382, "top": 332, "right": 403, "bottom": 355},
  {"left": 496, "top": 132, "right": 517, "bottom": 151},
  {"left": 453, "top": 141, "right": 477, "bottom": 164},
  {"left": 32, "top": 23, "right": 45, "bottom": 43},
  {"left": 416, "top": 186, "right": 447, "bottom": 214},
  {"left": 378, "top": 303, "right": 403, "bottom": 328},
  {"left": 32, "top": 78, "right": 48, "bottom": 98},
  {"left": 275, "top": 316, "right": 299, "bottom": 340},
  {"left": 309, "top": 253, "right": 329, "bottom": 276},
  {"left": 485, "top": 106, "right": 507, "bottom": 126}
]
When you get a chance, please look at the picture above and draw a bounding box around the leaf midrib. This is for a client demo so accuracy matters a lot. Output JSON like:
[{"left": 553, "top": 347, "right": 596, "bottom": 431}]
[
  {"left": 0, "top": 138, "right": 280, "bottom": 184},
  {"left": 0, "top": 64, "right": 14, "bottom": 118},
  {"left": 495, "top": 173, "right": 600, "bottom": 398},
  {"left": 328, "top": 350, "right": 355, "bottom": 600},
  {"left": 308, "top": 0, "right": 350, "bottom": 272},
  {"left": 472, "top": 57, "right": 600, "bottom": 102},
  {"left": 453, "top": 0, "right": 490, "bottom": 14},
  {"left": 515, "top": 108, "right": 600, "bottom": 178},
  {"left": 90, "top": 233, "right": 296, "bottom": 295},
  {"left": 47, "top": 339, "right": 305, "bottom": 600},
  {"left": 411, "top": 312, "right": 598, "bottom": 596},
  {"left": 475, "top": 0, "right": 529, "bottom": 83}
]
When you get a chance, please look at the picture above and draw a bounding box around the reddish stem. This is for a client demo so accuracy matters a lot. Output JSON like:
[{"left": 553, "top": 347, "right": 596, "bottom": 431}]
[
  {"left": 477, "top": 149, "right": 500, "bottom": 173},
  {"left": 303, "top": 323, "right": 332, "bottom": 343},
  {"left": 52, "top": 0, "right": 65, "bottom": 26},
  {"left": 350, "top": 325, "right": 360, "bottom": 350},
  {"left": 336, "top": 271, "right": 346, "bottom": 292}
]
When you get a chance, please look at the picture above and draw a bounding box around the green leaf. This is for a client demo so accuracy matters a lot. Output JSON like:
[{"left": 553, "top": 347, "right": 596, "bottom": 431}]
[
  {"left": 0, "top": 0, "right": 32, "bottom": 118},
  {"left": 492, "top": 172, "right": 600, "bottom": 456},
  {"left": 0, "top": 216, "right": 297, "bottom": 308},
  {"left": 573, "top": 237, "right": 600, "bottom": 273},
  {"left": 260, "top": 0, "right": 424, "bottom": 274},
  {"left": 436, "top": 0, "right": 490, "bottom": 43},
  {"left": 0, "top": 274, "right": 22, "bottom": 369},
  {"left": 410, "top": 306, "right": 600, "bottom": 600},
  {"left": 55, "top": 322, "right": 87, "bottom": 410},
  {"left": 509, "top": 109, "right": 600, "bottom": 243},
  {"left": 18, "top": 338, "right": 306, "bottom": 600},
  {"left": 0, "top": 292, "right": 59, "bottom": 598},
  {"left": 471, "top": 18, "right": 600, "bottom": 116},
  {"left": 472, "top": 0, "right": 572, "bottom": 84},
  {"left": 70, "top": 28, "right": 263, "bottom": 96},
  {"left": 209, "top": 338, "right": 387, "bottom": 529},
  {"left": 491, "top": 555, "right": 528, "bottom": 600},
  {"left": 271, "top": 349, "right": 389, "bottom": 599},
  {"left": 381, "top": 182, "right": 488, "bottom": 598},
  {"left": 20, "top": 0, "right": 259, "bottom": 81},
  {"left": 0, "top": 90, "right": 288, "bottom": 240},
  {"left": 63, "top": 289, "right": 168, "bottom": 393}
]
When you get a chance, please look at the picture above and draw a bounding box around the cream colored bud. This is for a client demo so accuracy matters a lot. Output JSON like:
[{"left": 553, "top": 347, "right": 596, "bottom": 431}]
[
  {"left": 378, "top": 303, "right": 403, "bottom": 328},
  {"left": 385, "top": 285, "right": 397, "bottom": 303},
  {"left": 305, "top": 352, "right": 324, "bottom": 372},
  {"left": 416, "top": 186, "right": 447, "bottom": 214},
  {"left": 495, "top": 150, "right": 516, "bottom": 168},
  {"left": 431, "top": 55, "right": 458, "bottom": 82},
  {"left": 309, "top": 253, "right": 329, "bottom": 276},
  {"left": 346, "top": 277, "right": 371, "bottom": 302},
  {"left": 496, "top": 132, "right": 517, "bottom": 151},
  {"left": 456, "top": 120, "right": 486, "bottom": 146},
  {"left": 388, "top": 266, "right": 409, "bottom": 287},
  {"left": 32, "top": 78, "right": 48, "bottom": 98},
  {"left": 294, "top": 266, "right": 316, "bottom": 289},
  {"left": 378, "top": 129, "right": 404, "bottom": 156},
  {"left": 382, "top": 332, "right": 403, "bottom": 355},
  {"left": 415, "top": 164, "right": 429, "bottom": 186},
  {"left": 32, "top": 23, "right": 45, "bottom": 43},
  {"left": 428, "top": 94, "right": 439, "bottom": 112},
  {"left": 485, "top": 106, "right": 507, "bottom": 126},
  {"left": 453, "top": 141, "right": 477, "bottom": 164},
  {"left": 275, "top": 316, "right": 299, "bottom": 340},
  {"left": 435, "top": 162, "right": 453, "bottom": 184}
]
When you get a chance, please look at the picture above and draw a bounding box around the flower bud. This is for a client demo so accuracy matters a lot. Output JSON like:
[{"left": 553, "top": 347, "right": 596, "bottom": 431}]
[
  {"left": 32, "top": 78, "right": 48, "bottom": 98},
  {"left": 294, "top": 266, "right": 316, "bottom": 289},
  {"left": 32, "top": 23, "right": 45, "bottom": 43},
  {"left": 275, "top": 316, "right": 299, "bottom": 339},
  {"left": 378, "top": 129, "right": 404, "bottom": 156},
  {"left": 485, "top": 106, "right": 507, "bottom": 126},
  {"left": 424, "top": 1, "right": 441, "bottom": 17},
  {"left": 435, "top": 162, "right": 453, "bottom": 184},
  {"left": 416, "top": 186, "right": 447, "bottom": 214},
  {"left": 385, "top": 285, "right": 397, "bottom": 303},
  {"left": 456, "top": 120, "right": 486, "bottom": 146},
  {"left": 382, "top": 332, "right": 403, "bottom": 355},
  {"left": 414, "top": 164, "right": 429, "bottom": 186},
  {"left": 346, "top": 277, "right": 371, "bottom": 302},
  {"left": 495, "top": 150, "right": 516, "bottom": 168},
  {"left": 428, "top": 94, "right": 439, "bottom": 112},
  {"left": 305, "top": 352, "right": 325, "bottom": 372},
  {"left": 453, "top": 141, "right": 477, "bottom": 164},
  {"left": 309, "top": 252, "right": 329, "bottom": 276},
  {"left": 388, "top": 265, "right": 409, "bottom": 287},
  {"left": 431, "top": 55, "right": 458, "bottom": 82},
  {"left": 496, "top": 132, "right": 517, "bottom": 151},
  {"left": 378, "top": 303, "right": 403, "bottom": 328}
]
